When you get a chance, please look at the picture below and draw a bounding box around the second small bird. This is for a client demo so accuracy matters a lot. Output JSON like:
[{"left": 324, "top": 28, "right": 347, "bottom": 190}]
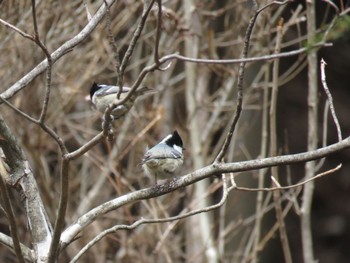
[
  {"left": 90, "top": 82, "right": 151, "bottom": 127},
  {"left": 142, "top": 131, "right": 184, "bottom": 184}
]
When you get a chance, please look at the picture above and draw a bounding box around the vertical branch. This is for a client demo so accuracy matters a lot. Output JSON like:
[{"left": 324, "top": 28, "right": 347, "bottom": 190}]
[
  {"left": 119, "top": 0, "right": 155, "bottom": 77},
  {"left": 0, "top": 116, "right": 52, "bottom": 262},
  {"left": 30, "top": 0, "right": 53, "bottom": 124},
  {"left": 320, "top": 58, "right": 342, "bottom": 141},
  {"left": 213, "top": 0, "right": 292, "bottom": 164},
  {"left": 269, "top": 18, "right": 293, "bottom": 263},
  {"left": 104, "top": 0, "right": 121, "bottom": 83},
  {"left": 184, "top": 1, "right": 217, "bottom": 263},
  {"left": 252, "top": 65, "right": 270, "bottom": 263},
  {"left": 301, "top": 1, "right": 318, "bottom": 262},
  {"left": 0, "top": 160, "right": 25, "bottom": 263},
  {"left": 47, "top": 158, "right": 70, "bottom": 263},
  {"left": 214, "top": 2, "right": 258, "bottom": 162},
  {"left": 154, "top": 0, "right": 162, "bottom": 64},
  {"left": 30, "top": 5, "right": 71, "bottom": 260}
]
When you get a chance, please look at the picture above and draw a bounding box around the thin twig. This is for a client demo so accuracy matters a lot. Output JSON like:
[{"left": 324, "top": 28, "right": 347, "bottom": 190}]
[
  {"left": 100, "top": 0, "right": 156, "bottom": 133},
  {"left": 320, "top": 58, "right": 342, "bottom": 141},
  {"left": 116, "top": 107, "right": 163, "bottom": 162},
  {"left": 233, "top": 164, "right": 341, "bottom": 192},
  {"left": 0, "top": 36, "right": 330, "bottom": 102},
  {"left": 119, "top": 0, "right": 156, "bottom": 83},
  {"left": 315, "top": 100, "right": 330, "bottom": 171},
  {"left": 257, "top": 0, "right": 292, "bottom": 14},
  {"left": 66, "top": 132, "right": 105, "bottom": 161},
  {"left": 83, "top": 0, "right": 92, "bottom": 20},
  {"left": 0, "top": 97, "right": 39, "bottom": 123},
  {"left": 0, "top": 96, "right": 67, "bottom": 156},
  {"left": 104, "top": 0, "right": 121, "bottom": 82},
  {"left": 214, "top": 1, "right": 259, "bottom": 162},
  {"left": 252, "top": 64, "right": 270, "bottom": 263},
  {"left": 269, "top": 17, "right": 293, "bottom": 263},
  {"left": 29, "top": 0, "right": 53, "bottom": 124},
  {"left": 47, "top": 158, "right": 70, "bottom": 263},
  {"left": 215, "top": 5, "right": 258, "bottom": 162},
  {"left": 70, "top": 175, "right": 233, "bottom": 263},
  {"left": 214, "top": 0, "right": 292, "bottom": 163},
  {"left": 253, "top": 188, "right": 301, "bottom": 260},
  {"left": 154, "top": 0, "right": 162, "bottom": 65},
  {"left": 0, "top": 18, "right": 33, "bottom": 40},
  {"left": 322, "top": 0, "right": 339, "bottom": 14}
]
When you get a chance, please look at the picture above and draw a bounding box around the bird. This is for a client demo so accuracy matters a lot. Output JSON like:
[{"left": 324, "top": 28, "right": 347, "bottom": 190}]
[
  {"left": 142, "top": 131, "right": 184, "bottom": 184},
  {"left": 89, "top": 82, "right": 152, "bottom": 128}
]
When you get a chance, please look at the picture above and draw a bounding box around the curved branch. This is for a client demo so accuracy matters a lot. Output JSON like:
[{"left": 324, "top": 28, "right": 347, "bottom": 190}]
[
  {"left": 0, "top": 232, "right": 34, "bottom": 262},
  {"left": 60, "top": 136, "right": 350, "bottom": 246},
  {"left": 0, "top": 0, "right": 117, "bottom": 101},
  {"left": 70, "top": 174, "right": 233, "bottom": 263}
]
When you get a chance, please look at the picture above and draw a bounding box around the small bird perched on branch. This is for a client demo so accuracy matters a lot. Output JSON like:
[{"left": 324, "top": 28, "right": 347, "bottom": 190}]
[
  {"left": 89, "top": 82, "right": 152, "bottom": 128},
  {"left": 142, "top": 131, "right": 184, "bottom": 184}
]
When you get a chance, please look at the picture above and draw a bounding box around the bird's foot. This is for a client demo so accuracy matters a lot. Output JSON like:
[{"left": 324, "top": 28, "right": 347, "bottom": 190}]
[{"left": 101, "top": 115, "right": 115, "bottom": 130}]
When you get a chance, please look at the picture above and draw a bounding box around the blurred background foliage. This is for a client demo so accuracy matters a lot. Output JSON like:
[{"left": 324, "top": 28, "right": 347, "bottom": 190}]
[{"left": 1, "top": 0, "right": 350, "bottom": 262}]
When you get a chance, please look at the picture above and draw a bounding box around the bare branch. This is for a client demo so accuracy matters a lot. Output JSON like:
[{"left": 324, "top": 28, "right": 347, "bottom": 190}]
[
  {"left": 214, "top": 2, "right": 259, "bottom": 162},
  {"left": 301, "top": 1, "right": 318, "bottom": 261},
  {"left": 322, "top": 0, "right": 340, "bottom": 14},
  {"left": 47, "top": 159, "right": 70, "bottom": 263},
  {"left": 60, "top": 136, "right": 350, "bottom": 247},
  {"left": 104, "top": 0, "right": 121, "bottom": 83},
  {"left": 28, "top": 0, "right": 53, "bottom": 124},
  {"left": 0, "top": 0, "right": 118, "bottom": 101},
  {"left": 257, "top": 0, "right": 293, "bottom": 14},
  {"left": 320, "top": 58, "right": 342, "bottom": 141},
  {"left": 65, "top": 132, "right": 105, "bottom": 161},
  {"left": 70, "top": 174, "right": 233, "bottom": 263},
  {"left": 119, "top": 0, "right": 156, "bottom": 87},
  {"left": 0, "top": 160, "right": 26, "bottom": 263},
  {"left": 0, "top": 115, "right": 52, "bottom": 262},
  {"left": 0, "top": 97, "right": 39, "bottom": 124},
  {"left": 0, "top": 18, "right": 33, "bottom": 40},
  {"left": 0, "top": 232, "right": 34, "bottom": 262},
  {"left": 214, "top": 0, "right": 292, "bottom": 162},
  {"left": 233, "top": 164, "right": 342, "bottom": 192},
  {"left": 156, "top": 43, "right": 330, "bottom": 65},
  {"left": 154, "top": 0, "right": 162, "bottom": 65}
]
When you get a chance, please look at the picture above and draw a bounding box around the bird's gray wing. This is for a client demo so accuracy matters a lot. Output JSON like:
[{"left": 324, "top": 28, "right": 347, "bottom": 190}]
[
  {"left": 143, "top": 144, "right": 182, "bottom": 162},
  {"left": 95, "top": 85, "right": 131, "bottom": 97}
]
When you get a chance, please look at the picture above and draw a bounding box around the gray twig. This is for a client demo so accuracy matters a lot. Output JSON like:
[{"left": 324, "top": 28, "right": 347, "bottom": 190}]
[{"left": 320, "top": 58, "right": 342, "bottom": 141}]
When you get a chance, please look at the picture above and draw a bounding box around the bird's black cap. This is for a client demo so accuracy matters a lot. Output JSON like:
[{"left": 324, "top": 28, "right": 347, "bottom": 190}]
[
  {"left": 165, "top": 130, "right": 183, "bottom": 148},
  {"left": 90, "top": 82, "right": 100, "bottom": 99}
]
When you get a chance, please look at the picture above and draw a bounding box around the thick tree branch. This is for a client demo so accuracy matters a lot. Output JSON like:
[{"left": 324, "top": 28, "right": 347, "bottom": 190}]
[
  {"left": 0, "top": 160, "right": 26, "bottom": 263},
  {"left": 60, "top": 136, "right": 350, "bottom": 246},
  {"left": 0, "top": 115, "right": 52, "bottom": 263}
]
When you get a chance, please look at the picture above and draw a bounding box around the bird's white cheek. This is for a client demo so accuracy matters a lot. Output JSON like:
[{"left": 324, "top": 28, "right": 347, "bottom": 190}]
[{"left": 173, "top": 145, "right": 183, "bottom": 154}]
